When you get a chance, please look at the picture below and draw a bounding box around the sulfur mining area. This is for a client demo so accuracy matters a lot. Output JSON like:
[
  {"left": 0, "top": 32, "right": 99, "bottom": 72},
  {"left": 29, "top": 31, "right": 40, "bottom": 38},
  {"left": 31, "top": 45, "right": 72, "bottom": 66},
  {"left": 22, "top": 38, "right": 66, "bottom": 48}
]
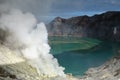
[
  {"left": 0, "top": 10, "right": 77, "bottom": 80},
  {"left": 0, "top": 40, "right": 120, "bottom": 80},
  {"left": 0, "top": 39, "right": 77, "bottom": 80},
  {"left": 0, "top": 25, "right": 120, "bottom": 80}
]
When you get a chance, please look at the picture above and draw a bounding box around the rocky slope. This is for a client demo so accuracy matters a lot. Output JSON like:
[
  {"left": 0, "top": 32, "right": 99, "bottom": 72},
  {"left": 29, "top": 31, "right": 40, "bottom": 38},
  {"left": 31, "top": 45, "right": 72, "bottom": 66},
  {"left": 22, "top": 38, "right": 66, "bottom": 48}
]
[
  {"left": 79, "top": 53, "right": 120, "bottom": 80},
  {"left": 47, "top": 11, "right": 120, "bottom": 41}
]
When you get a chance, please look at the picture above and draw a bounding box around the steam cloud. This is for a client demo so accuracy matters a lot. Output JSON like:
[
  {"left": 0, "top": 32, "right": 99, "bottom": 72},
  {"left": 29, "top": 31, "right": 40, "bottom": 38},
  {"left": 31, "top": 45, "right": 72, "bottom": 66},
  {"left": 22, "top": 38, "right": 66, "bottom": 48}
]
[
  {"left": 0, "top": 0, "right": 66, "bottom": 78},
  {"left": 0, "top": 9, "right": 65, "bottom": 77}
]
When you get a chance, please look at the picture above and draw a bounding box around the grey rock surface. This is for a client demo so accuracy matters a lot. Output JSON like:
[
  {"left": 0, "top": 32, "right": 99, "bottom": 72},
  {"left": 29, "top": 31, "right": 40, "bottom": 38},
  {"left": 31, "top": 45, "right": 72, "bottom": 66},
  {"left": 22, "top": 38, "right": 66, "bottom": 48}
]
[
  {"left": 47, "top": 11, "right": 120, "bottom": 41},
  {"left": 78, "top": 55, "right": 120, "bottom": 80}
]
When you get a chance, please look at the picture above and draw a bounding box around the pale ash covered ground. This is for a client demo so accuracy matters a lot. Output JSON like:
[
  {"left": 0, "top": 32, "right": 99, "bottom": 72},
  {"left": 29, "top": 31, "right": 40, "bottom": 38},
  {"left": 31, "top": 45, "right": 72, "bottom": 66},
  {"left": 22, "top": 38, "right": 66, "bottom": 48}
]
[{"left": 78, "top": 53, "right": 120, "bottom": 80}]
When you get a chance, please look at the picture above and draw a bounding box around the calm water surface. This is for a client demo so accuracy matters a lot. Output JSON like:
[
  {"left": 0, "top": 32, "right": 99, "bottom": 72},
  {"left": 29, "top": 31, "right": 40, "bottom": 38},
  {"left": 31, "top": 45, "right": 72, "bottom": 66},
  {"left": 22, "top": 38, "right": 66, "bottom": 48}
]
[{"left": 51, "top": 42, "right": 120, "bottom": 76}]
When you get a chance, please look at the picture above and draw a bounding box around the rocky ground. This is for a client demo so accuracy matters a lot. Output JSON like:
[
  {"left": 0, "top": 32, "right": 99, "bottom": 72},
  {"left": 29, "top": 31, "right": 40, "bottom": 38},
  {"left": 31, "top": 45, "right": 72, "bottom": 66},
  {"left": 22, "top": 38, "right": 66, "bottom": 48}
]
[
  {"left": 0, "top": 44, "right": 120, "bottom": 80},
  {"left": 0, "top": 44, "right": 77, "bottom": 80},
  {"left": 78, "top": 53, "right": 120, "bottom": 80}
]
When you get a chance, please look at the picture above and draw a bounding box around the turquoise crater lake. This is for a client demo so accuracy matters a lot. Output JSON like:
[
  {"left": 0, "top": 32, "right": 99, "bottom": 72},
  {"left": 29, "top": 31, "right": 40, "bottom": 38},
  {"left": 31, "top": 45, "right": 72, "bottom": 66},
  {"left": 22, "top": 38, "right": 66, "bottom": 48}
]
[{"left": 49, "top": 36, "right": 120, "bottom": 76}]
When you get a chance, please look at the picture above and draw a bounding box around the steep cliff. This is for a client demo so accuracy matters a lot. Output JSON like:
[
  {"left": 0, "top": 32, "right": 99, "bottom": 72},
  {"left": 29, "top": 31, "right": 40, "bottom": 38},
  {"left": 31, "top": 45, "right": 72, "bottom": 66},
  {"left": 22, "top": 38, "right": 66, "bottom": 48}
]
[{"left": 47, "top": 11, "right": 120, "bottom": 41}]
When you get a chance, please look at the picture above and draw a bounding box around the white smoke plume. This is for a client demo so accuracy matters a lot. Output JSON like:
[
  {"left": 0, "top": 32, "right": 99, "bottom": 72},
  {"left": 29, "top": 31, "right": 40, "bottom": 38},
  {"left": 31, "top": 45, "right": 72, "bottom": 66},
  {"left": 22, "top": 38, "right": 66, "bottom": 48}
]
[{"left": 0, "top": 9, "right": 65, "bottom": 77}]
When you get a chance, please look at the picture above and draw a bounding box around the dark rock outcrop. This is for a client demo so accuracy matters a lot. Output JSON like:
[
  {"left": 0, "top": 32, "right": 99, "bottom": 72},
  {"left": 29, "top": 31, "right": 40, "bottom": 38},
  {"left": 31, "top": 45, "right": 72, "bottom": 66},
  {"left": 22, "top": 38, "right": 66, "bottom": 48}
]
[{"left": 47, "top": 11, "right": 120, "bottom": 41}]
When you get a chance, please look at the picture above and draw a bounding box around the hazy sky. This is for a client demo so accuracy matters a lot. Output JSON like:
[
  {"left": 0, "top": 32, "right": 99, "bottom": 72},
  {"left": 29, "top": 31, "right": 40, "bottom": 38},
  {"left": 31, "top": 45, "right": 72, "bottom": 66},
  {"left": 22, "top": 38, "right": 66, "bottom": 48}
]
[
  {"left": 0, "top": 0, "right": 120, "bottom": 22},
  {"left": 43, "top": 0, "right": 120, "bottom": 22},
  {"left": 50, "top": 0, "right": 120, "bottom": 17}
]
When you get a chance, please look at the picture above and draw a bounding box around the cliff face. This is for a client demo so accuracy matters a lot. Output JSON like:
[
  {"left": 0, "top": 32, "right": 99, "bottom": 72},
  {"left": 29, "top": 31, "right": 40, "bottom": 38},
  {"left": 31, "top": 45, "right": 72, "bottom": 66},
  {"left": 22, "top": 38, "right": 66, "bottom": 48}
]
[
  {"left": 79, "top": 54, "right": 120, "bottom": 80},
  {"left": 47, "top": 11, "right": 120, "bottom": 41}
]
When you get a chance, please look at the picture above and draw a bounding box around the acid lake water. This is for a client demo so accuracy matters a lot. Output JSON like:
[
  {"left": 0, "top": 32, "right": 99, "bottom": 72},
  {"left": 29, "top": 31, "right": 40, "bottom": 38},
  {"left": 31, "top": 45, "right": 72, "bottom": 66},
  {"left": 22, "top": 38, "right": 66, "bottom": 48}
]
[{"left": 49, "top": 37, "right": 120, "bottom": 76}]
